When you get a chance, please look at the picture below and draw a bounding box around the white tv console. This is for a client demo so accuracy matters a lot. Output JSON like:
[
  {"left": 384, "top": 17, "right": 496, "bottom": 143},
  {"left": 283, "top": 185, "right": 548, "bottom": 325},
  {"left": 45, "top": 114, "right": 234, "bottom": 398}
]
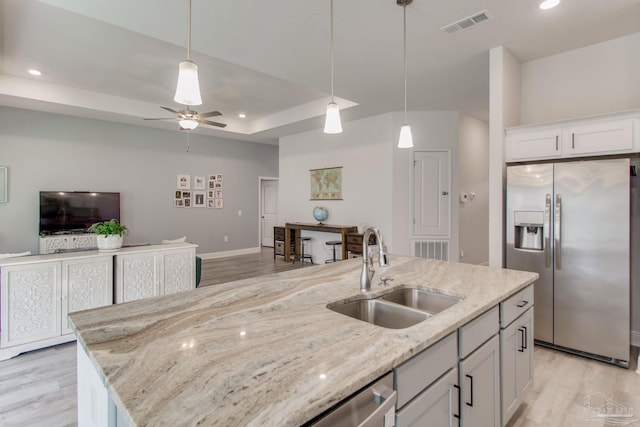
[{"left": 0, "top": 242, "right": 197, "bottom": 361}]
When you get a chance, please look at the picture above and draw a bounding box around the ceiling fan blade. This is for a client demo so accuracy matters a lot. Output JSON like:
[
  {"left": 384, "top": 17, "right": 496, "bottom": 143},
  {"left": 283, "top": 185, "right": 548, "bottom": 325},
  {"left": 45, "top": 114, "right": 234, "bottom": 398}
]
[
  {"left": 161, "top": 106, "right": 180, "bottom": 114},
  {"left": 199, "top": 119, "right": 227, "bottom": 128},
  {"left": 143, "top": 117, "right": 176, "bottom": 121},
  {"left": 198, "top": 110, "right": 222, "bottom": 118}
]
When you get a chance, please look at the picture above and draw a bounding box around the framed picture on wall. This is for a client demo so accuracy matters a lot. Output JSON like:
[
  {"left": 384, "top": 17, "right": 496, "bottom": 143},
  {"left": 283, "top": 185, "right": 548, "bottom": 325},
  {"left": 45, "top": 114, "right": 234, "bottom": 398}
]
[
  {"left": 215, "top": 199, "right": 223, "bottom": 209},
  {"left": 194, "top": 191, "right": 206, "bottom": 207},
  {"left": 194, "top": 176, "right": 206, "bottom": 190},
  {"left": 214, "top": 189, "right": 223, "bottom": 199},
  {"left": 207, "top": 190, "right": 215, "bottom": 199},
  {"left": 310, "top": 166, "right": 342, "bottom": 200},
  {"left": 177, "top": 174, "right": 191, "bottom": 189},
  {"left": 207, "top": 199, "right": 215, "bottom": 208},
  {"left": 182, "top": 191, "right": 192, "bottom": 208}
]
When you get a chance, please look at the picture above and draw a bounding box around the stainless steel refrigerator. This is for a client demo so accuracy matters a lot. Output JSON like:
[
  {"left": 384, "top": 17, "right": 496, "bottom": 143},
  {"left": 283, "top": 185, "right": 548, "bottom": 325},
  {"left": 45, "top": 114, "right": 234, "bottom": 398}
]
[{"left": 506, "top": 158, "right": 634, "bottom": 367}]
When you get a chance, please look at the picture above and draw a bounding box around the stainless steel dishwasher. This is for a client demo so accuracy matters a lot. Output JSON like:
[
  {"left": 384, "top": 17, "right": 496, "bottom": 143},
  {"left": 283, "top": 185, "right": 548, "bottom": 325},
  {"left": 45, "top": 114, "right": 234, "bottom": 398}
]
[{"left": 308, "top": 372, "right": 397, "bottom": 427}]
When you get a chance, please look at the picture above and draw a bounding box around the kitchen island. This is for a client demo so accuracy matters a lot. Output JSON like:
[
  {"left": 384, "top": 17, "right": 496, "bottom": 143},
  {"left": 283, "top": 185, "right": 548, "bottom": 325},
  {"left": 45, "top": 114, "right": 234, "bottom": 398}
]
[{"left": 69, "top": 256, "right": 537, "bottom": 426}]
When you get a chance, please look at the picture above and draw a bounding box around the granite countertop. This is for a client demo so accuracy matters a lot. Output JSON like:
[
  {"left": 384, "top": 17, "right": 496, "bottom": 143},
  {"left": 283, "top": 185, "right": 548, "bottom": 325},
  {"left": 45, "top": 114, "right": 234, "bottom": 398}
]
[{"left": 69, "top": 256, "right": 537, "bottom": 427}]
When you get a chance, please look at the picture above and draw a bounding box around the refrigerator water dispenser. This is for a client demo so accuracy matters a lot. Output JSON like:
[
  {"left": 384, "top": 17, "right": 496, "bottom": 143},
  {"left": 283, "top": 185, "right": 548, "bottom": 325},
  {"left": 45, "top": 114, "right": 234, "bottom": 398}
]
[{"left": 514, "top": 211, "right": 544, "bottom": 250}]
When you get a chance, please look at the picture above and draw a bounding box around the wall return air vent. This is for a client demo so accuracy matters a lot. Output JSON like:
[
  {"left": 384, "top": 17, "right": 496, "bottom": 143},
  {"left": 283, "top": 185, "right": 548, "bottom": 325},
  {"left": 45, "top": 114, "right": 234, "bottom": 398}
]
[{"left": 440, "top": 10, "right": 492, "bottom": 35}]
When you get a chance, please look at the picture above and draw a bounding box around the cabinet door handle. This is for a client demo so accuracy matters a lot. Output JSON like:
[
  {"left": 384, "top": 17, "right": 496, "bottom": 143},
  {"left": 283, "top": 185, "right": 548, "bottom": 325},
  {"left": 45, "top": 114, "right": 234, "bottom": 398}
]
[
  {"left": 522, "top": 326, "right": 528, "bottom": 350},
  {"left": 518, "top": 328, "right": 525, "bottom": 352},
  {"left": 572, "top": 133, "right": 575, "bottom": 149},
  {"left": 465, "top": 374, "right": 474, "bottom": 407},
  {"left": 516, "top": 300, "right": 528, "bottom": 308},
  {"left": 555, "top": 135, "right": 559, "bottom": 151},
  {"left": 453, "top": 384, "right": 461, "bottom": 419}
]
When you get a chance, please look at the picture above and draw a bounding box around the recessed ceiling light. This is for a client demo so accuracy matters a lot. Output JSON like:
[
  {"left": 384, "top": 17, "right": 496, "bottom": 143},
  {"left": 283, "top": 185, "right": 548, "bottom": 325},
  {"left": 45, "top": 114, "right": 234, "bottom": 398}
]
[
  {"left": 28, "top": 69, "right": 42, "bottom": 76},
  {"left": 238, "top": 113, "right": 246, "bottom": 119},
  {"left": 539, "top": 0, "right": 560, "bottom": 10}
]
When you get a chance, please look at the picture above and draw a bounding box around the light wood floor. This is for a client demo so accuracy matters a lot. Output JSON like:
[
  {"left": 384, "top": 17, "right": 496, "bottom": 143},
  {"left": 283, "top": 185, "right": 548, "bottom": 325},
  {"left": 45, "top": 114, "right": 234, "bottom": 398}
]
[
  {"left": 2, "top": 249, "right": 639, "bottom": 427},
  {"left": 198, "top": 247, "right": 304, "bottom": 287}
]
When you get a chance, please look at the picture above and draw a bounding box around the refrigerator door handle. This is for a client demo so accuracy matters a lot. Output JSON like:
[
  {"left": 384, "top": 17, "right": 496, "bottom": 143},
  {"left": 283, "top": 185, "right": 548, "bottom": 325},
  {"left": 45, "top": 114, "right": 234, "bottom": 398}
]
[
  {"left": 555, "top": 194, "right": 562, "bottom": 269},
  {"left": 545, "top": 194, "right": 552, "bottom": 268}
]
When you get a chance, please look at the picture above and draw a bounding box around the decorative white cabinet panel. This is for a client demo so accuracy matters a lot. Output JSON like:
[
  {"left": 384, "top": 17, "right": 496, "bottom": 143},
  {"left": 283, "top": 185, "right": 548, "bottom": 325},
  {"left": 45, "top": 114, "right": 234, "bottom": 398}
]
[
  {"left": 115, "top": 246, "right": 196, "bottom": 303},
  {"left": 1, "top": 262, "right": 61, "bottom": 348},
  {"left": 115, "top": 253, "right": 160, "bottom": 302},
  {"left": 39, "top": 234, "right": 97, "bottom": 254},
  {"left": 62, "top": 257, "right": 113, "bottom": 335},
  {"left": 505, "top": 111, "right": 639, "bottom": 163}
]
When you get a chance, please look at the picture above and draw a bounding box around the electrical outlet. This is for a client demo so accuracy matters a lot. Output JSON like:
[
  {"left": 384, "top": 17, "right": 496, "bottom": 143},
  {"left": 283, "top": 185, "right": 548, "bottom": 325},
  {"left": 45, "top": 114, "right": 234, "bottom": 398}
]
[
  {"left": 224, "top": 236, "right": 229, "bottom": 242},
  {"left": 237, "top": 210, "right": 242, "bottom": 216}
]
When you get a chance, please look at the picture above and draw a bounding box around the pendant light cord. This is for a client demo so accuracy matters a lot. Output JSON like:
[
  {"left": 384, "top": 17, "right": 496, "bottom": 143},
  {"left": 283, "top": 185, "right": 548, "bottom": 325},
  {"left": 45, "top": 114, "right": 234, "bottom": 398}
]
[
  {"left": 187, "top": 0, "right": 192, "bottom": 61},
  {"left": 330, "top": 0, "right": 335, "bottom": 102},
  {"left": 403, "top": 3, "right": 407, "bottom": 124}
]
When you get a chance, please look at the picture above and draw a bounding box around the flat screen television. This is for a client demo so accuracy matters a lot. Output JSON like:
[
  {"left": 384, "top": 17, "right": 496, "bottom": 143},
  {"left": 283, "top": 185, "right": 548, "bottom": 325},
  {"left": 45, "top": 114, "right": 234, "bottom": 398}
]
[{"left": 39, "top": 191, "right": 120, "bottom": 235}]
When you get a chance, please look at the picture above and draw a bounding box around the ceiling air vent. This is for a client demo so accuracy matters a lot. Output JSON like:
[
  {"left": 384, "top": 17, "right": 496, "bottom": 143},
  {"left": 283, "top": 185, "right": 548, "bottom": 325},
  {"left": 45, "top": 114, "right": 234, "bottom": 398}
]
[{"left": 440, "top": 10, "right": 492, "bottom": 35}]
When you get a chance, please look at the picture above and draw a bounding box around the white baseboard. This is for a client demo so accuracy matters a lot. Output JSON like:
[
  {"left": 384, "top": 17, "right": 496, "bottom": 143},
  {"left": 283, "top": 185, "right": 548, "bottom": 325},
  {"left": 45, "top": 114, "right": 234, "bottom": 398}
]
[
  {"left": 197, "top": 247, "right": 261, "bottom": 260},
  {"left": 632, "top": 330, "right": 640, "bottom": 347}
]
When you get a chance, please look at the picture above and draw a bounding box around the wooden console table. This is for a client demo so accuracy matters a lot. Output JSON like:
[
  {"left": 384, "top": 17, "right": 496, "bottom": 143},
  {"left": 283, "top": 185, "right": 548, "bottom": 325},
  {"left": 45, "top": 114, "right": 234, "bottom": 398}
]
[{"left": 284, "top": 223, "right": 358, "bottom": 262}]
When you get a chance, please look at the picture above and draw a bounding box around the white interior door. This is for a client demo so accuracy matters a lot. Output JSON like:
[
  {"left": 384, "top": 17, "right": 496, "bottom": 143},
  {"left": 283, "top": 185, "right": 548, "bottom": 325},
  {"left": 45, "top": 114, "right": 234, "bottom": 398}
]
[
  {"left": 261, "top": 180, "right": 278, "bottom": 247},
  {"left": 413, "top": 150, "right": 451, "bottom": 236}
]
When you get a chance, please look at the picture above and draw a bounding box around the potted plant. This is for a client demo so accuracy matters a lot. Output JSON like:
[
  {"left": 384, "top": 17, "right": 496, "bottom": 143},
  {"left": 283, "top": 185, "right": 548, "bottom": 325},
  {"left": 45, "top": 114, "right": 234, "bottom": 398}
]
[{"left": 88, "top": 219, "right": 128, "bottom": 251}]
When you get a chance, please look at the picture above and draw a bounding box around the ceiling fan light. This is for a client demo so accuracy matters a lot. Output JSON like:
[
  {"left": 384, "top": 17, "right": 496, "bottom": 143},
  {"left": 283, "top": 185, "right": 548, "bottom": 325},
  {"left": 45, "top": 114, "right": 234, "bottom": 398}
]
[
  {"left": 398, "top": 124, "right": 414, "bottom": 148},
  {"left": 174, "top": 60, "right": 202, "bottom": 106},
  {"left": 324, "top": 102, "right": 343, "bottom": 134},
  {"left": 539, "top": 0, "right": 559, "bottom": 10},
  {"left": 179, "top": 119, "right": 199, "bottom": 130}
]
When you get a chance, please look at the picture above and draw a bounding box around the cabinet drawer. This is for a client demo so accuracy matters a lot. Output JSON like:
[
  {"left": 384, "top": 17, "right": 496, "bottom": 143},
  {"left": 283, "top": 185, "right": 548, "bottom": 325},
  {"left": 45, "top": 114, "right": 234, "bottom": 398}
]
[
  {"left": 459, "top": 306, "right": 499, "bottom": 359},
  {"left": 500, "top": 285, "right": 534, "bottom": 327},
  {"left": 394, "top": 332, "right": 457, "bottom": 409},
  {"left": 274, "top": 226, "right": 285, "bottom": 241}
]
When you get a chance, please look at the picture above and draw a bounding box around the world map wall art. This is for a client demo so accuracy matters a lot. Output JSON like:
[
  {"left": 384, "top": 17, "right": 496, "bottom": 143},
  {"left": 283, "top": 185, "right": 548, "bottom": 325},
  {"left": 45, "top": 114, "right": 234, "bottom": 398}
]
[{"left": 310, "top": 166, "right": 342, "bottom": 200}]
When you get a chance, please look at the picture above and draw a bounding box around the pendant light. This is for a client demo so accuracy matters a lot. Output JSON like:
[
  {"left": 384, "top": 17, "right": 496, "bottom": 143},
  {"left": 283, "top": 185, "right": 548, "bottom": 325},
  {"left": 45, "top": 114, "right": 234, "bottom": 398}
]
[
  {"left": 174, "top": 0, "right": 203, "bottom": 106},
  {"left": 397, "top": 0, "right": 413, "bottom": 148},
  {"left": 323, "top": 0, "right": 343, "bottom": 134},
  {"left": 539, "top": 0, "right": 560, "bottom": 10}
]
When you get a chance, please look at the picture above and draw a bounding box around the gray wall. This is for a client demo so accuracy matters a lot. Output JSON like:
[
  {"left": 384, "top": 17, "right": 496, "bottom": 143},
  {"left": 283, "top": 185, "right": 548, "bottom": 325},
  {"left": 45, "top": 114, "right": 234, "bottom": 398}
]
[{"left": 0, "top": 106, "right": 278, "bottom": 255}]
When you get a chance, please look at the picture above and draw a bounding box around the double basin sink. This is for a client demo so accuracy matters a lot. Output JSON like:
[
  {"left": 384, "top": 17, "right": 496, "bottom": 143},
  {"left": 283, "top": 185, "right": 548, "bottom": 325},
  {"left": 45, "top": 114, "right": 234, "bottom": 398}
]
[{"left": 328, "top": 288, "right": 462, "bottom": 329}]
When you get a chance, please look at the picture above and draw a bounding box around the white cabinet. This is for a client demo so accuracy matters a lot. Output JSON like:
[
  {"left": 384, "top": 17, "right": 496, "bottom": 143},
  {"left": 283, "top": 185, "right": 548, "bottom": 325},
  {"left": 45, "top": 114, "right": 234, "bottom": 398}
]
[
  {"left": 114, "top": 246, "right": 195, "bottom": 303},
  {"left": 458, "top": 307, "right": 500, "bottom": 427},
  {"left": 39, "top": 234, "right": 97, "bottom": 254},
  {"left": 62, "top": 257, "right": 113, "bottom": 334},
  {"left": 1, "top": 262, "right": 61, "bottom": 347},
  {"left": 564, "top": 119, "right": 633, "bottom": 157},
  {"left": 500, "top": 285, "right": 534, "bottom": 426},
  {"left": 506, "top": 129, "right": 562, "bottom": 162},
  {"left": 505, "top": 112, "right": 638, "bottom": 163},
  {"left": 0, "top": 255, "right": 112, "bottom": 360}
]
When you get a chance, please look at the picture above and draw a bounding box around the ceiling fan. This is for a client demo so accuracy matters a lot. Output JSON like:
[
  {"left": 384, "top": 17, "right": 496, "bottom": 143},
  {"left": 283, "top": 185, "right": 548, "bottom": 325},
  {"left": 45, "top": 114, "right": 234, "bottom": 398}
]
[{"left": 143, "top": 106, "right": 227, "bottom": 130}]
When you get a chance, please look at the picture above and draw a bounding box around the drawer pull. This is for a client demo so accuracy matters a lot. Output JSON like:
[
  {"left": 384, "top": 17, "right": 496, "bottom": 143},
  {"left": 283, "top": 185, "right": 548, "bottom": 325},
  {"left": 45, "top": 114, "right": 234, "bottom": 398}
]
[
  {"left": 516, "top": 300, "right": 529, "bottom": 308},
  {"left": 465, "top": 374, "right": 474, "bottom": 407}
]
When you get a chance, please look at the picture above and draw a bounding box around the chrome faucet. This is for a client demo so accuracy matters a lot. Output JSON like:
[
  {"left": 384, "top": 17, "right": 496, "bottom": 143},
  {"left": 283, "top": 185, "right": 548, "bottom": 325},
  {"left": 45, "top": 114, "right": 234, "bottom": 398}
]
[{"left": 360, "top": 227, "right": 389, "bottom": 292}]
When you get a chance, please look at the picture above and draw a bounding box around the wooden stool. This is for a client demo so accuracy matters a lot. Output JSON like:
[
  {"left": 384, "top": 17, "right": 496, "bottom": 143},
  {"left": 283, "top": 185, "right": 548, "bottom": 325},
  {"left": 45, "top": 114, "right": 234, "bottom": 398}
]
[
  {"left": 296, "top": 236, "right": 313, "bottom": 265},
  {"left": 325, "top": 240, "right": 342, "bottom": 263}
]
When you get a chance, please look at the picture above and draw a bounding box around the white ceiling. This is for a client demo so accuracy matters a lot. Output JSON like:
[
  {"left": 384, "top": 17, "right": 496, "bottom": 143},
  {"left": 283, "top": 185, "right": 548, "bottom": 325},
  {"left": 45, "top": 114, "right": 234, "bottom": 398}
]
[{"left": 1, "top": 0, "right": 639, "bottom": 144}]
